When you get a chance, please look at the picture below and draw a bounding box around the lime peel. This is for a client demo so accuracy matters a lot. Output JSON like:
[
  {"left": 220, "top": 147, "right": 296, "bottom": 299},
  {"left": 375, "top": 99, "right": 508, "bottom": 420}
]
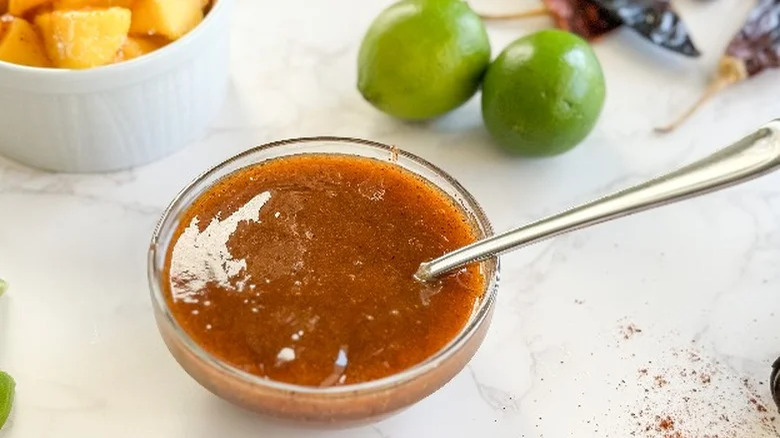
[
  {"left": 481, "top": 29, "right": 606, "bottom": 156},
  {"left": 0, "top": 371, "right": 14, "bottom": 430},
  {"left": 357, "top": 0, "right": 491, "bottom": 120}
]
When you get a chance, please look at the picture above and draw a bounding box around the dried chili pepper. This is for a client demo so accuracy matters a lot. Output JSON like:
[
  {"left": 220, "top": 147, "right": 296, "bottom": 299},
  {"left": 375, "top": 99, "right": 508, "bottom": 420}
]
[
  {"left": 543, "top": 0, "right": 622, "bottom": 39},
  {"left": 477, "top": 0, "right": 620, "bottom": 39},
  {"left": 477, "top": 0, "right": 699, "bottom": 56},
  {"left": 591, "top": 0, "right": 700, "bottom": 56},
  {"left": 772, "top": 356, "right": 780, "bottom": 412},
  {"left": 657, "top": 0, "right": 780, "bottom": 133}
]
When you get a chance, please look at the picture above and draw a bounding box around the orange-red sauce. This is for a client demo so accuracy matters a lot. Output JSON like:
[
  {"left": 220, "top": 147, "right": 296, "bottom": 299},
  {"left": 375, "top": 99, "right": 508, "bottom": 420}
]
[{"left": 163, "top": 154, "right": 484, "bottom": 386}]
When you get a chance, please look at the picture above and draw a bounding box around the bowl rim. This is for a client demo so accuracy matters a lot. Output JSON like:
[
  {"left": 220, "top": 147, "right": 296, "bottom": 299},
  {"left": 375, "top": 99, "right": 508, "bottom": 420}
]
[
  {"left": 0, "top": 0, "right": 228, "bottom": 77},
  {"left": 147, "top": 136, "right": 500, "bottom": 397}
]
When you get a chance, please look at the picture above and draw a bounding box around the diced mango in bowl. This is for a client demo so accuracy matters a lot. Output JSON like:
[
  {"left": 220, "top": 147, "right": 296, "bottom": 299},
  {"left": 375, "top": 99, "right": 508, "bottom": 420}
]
[
  {"left": 0, "top": 0, "right": 211, "bottom": 69},
  {"left": 115, "top": 34, "right": 166, "bottom": 61},
  {"left": 9, "top": 0, "right": 50, "bottom": 16},
  {"left": 0, "top": 15, "right": 50, "bottom": 66},
  {"left": 37, "top": 8, "right": 131, "bottom": 68},
  {"left": 53, "top": 0, "right": 133, "bottom": 9},
  {"left": 130, "top": 0, "right": 202, "bottom": 40}
]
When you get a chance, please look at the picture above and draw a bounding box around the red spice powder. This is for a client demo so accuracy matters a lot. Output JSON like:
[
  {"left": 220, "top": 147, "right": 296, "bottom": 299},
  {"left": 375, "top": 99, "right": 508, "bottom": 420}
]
[
  {"left": 657, "top": 415, "right": 675, "bottom": 430},
  {"left": 626, "top": 347, "right": 778, "bottom": 437}
]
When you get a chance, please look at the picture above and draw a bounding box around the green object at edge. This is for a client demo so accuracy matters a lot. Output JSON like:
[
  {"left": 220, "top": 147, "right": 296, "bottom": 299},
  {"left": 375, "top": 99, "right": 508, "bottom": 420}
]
[{"left": 0, "top": 371, "right": 14, "bottom": 430}]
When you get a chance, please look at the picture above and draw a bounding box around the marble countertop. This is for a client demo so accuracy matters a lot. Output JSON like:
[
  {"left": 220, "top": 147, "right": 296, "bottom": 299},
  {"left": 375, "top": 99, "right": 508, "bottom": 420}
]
[{"left": 2, "top": 0, "right": 780, "bottom": 436}]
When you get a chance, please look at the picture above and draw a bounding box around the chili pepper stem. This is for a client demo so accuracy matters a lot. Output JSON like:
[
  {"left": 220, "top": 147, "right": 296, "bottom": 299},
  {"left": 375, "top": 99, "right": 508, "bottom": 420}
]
[
  {"left": 655, "top": 57, "right": 748, "bottom": 134},
  {"left": 478, "top": 6, "right": 549, "bottom": 20},
  {"left": 654, "top": 79, "right": 731, "bottom": 134}
]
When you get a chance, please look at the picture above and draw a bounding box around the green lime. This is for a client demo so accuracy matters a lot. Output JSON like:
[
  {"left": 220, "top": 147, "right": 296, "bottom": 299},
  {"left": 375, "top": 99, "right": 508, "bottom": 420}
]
[
  {"left": 0, "top": 371, "right": 14, "bottom": 430},
  {"left": 358, "top": 0, "right": 490, "bottom": 120},
  {"left": 481, "top": 29, "right": 606, "bottom": 156}
]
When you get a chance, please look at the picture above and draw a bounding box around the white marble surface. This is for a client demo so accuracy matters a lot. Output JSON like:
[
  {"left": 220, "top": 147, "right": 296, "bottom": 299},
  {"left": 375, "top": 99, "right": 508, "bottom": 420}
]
[{"left": 2, "top": 0, "right": 780, "bottom": 436}]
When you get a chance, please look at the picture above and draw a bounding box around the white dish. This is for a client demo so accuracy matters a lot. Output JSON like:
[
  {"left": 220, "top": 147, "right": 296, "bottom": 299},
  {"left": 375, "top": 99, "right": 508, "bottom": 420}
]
[{"left": 0, "top": 0, "right": 232, "bottom": 173}]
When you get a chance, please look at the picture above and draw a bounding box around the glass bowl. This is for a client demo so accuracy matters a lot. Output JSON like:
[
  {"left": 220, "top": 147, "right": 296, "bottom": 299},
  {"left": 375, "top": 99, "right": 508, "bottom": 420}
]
[{"left": 148, "top": 137, "right": 500, "bottom": 425}]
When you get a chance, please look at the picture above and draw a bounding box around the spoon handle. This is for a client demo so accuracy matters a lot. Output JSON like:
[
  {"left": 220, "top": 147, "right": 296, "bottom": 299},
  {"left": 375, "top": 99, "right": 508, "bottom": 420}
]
[{"left": 416, "top": 120, "right": 780, "bottom": 281}]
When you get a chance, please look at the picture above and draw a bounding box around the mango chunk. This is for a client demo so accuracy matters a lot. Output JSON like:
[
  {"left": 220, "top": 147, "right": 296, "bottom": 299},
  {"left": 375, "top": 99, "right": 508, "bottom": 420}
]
[
  {"left": 130, "top": 0, "right": 201, "bottom": 40},
  {"left": 114, "top": 34, "right": 165, "bottom": 61},
  {"left": 0, "top": 0, "right": 7, "bottom": 14},
  {"left": 0, "top": 16, "right": 51, "bottom": 67},
  {"left": 200, "top": 0, "right": 208, "bottom": 9},
  {"left": 37, "top": 7, "right": 131, "bottom": 69},
  {"left": 52, "top": 0, "right": 132, "bottom": 10},
  {"left": 8, "top": 0, "right": 50, "bottom": 16}
]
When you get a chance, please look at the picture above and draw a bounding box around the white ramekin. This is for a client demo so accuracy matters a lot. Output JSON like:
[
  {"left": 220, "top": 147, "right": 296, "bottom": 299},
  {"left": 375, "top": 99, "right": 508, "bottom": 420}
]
[{"left": 0, "top": 0, "right": 232, "bottom": 173}]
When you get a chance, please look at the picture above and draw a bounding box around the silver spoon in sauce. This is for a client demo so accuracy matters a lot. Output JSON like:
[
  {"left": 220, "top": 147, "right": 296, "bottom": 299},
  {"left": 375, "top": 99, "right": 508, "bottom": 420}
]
[{"left": 415, "top": 120, "right": 780, "bottom": 281}]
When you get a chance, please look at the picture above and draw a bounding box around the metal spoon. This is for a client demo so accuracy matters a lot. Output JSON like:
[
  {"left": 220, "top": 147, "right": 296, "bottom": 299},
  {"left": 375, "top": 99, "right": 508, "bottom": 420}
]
[{"left": 415, "top": 120, "right": 780, "bottom": 281}]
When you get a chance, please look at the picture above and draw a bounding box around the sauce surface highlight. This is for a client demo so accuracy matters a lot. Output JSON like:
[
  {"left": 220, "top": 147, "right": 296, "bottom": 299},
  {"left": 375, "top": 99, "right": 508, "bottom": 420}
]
[{"left": 163, "top": 154, "right": 485, "bottom": 386}]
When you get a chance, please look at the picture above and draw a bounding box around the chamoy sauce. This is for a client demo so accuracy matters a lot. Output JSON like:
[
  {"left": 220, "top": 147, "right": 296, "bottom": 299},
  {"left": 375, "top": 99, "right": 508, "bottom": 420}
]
[{"left": 163, "top": 154, "right": 485, "bottom": 387}]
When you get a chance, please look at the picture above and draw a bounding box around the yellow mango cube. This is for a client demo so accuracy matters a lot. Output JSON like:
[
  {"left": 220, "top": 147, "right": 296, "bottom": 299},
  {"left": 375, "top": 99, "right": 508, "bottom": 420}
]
[
  {"left": 37, "top": 7, "right": 131, "bottom": 69},
  {"left": 114, "top": 34, "right": 165, "bottom": 61},
  {"left": 130, "top": 0, "right": 201, "bottom": 40},
  {"left": 53, "top": 0, "right": 132, "bottom": 9},
  {"left": 8, "top": 0, "right": 51, "bottom": 16},
  {"left": 0, "top": 16, "right": 51, "bottom": 67}
]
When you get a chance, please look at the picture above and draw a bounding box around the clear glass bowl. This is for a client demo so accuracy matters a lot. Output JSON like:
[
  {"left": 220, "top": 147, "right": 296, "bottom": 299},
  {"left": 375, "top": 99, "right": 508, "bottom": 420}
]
[{"left": 148, "top": 137, "right": 500, "bottom": 425}]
